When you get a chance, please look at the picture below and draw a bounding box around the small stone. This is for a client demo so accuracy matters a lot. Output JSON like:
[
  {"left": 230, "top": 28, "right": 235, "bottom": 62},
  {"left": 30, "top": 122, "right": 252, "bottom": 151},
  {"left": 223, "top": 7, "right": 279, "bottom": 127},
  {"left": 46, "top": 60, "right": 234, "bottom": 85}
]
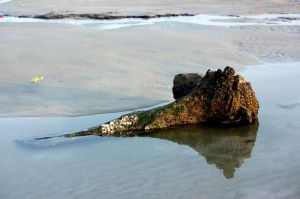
[{"left": 172, "top": 73, "right": 203, "bottom": 99}]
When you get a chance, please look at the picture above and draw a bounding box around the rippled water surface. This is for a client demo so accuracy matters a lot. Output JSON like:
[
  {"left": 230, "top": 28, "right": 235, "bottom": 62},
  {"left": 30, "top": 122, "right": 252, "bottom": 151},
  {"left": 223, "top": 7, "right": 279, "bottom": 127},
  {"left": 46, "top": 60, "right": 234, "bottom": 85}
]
[{"left": 1, "top": 62, "right": 300, "bottom": 199}]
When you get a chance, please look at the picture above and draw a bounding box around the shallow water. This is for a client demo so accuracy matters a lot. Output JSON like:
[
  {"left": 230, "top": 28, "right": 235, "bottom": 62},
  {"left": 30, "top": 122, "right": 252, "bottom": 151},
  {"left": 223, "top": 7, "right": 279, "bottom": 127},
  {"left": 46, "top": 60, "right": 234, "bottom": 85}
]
[
  {"left": 0, "top": 62, "right": 300, "bottom": 199},
  {"left": 0, "top": 14, "right": 300, "bottom": 29},
  {"left": 0, "top": 0, "right": 11, "bottom": 4}
]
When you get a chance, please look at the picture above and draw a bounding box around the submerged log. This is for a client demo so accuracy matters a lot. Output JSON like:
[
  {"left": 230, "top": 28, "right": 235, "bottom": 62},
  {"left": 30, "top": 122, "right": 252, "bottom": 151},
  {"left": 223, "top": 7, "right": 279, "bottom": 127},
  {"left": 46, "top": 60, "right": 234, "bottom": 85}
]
[{"left": 68, "top": 66, "right": 259, "bottom": 137}]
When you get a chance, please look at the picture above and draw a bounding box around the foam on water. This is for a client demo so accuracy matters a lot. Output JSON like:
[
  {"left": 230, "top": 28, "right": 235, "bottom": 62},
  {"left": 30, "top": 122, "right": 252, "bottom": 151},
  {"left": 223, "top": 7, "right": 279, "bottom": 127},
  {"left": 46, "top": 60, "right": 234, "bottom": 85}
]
[
  {"left": 1, "top": 14, "right": 300, "bottom": 29},
  {"left": 0, "top": 0, "right": 12, "bottom": 4}
]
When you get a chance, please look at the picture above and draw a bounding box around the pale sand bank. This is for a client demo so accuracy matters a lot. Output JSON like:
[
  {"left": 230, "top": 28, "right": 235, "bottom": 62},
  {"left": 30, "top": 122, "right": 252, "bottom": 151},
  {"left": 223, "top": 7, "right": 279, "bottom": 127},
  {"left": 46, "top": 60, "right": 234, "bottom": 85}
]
[
  {"left": 1, "top": 0, "right": 299, "bottom": 16},
  {"left": 0, "top": 0, "right": 300, "bottom": 117},
  {"left": 0, "top": 22, "right": 299, "bottom": 117}
]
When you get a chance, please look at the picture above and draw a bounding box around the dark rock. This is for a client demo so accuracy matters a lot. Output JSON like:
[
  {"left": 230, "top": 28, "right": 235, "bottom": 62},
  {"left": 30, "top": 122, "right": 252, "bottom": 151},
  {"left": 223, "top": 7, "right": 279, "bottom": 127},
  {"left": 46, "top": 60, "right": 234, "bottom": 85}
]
[
  {"left": 172, "top": 73, "right": 203, "bottom": 99},
  {"left": 67, "top": 66, "right": 259, "bottom": 137},
  {"left": 12, "top": 12, "right": 195, "bottom": 20},
  {"left": 228, "top": 14, "right": 240, "bottom": 17},
  {"left": 278, "top": 17, "right": 297, "bottom": 21}
]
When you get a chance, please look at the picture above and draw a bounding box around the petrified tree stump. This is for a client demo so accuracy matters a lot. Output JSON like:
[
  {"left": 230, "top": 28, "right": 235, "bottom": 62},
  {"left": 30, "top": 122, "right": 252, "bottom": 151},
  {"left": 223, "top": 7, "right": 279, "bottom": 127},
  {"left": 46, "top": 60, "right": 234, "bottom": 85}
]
[{"left": 68, "top": 66, "right": 259, "bottom": 137}]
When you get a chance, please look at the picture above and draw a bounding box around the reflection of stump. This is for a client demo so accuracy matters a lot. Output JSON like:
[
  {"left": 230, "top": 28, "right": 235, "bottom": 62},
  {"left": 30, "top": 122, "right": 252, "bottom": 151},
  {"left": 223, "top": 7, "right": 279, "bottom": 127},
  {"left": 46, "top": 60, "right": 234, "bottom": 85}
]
[{"left": 149, "top": 122, "right": 258, "bottom": 178}]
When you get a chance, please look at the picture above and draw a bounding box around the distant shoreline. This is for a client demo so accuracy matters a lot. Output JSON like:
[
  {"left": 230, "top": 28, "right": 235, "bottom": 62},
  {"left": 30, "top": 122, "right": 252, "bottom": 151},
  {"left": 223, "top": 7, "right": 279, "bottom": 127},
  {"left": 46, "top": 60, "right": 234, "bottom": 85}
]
[
  {"left": 1, "top": 13, "right": 299, "bottom": 30},
  {"left": 1, "top": 0, "right": 299, "bottom": 16}
]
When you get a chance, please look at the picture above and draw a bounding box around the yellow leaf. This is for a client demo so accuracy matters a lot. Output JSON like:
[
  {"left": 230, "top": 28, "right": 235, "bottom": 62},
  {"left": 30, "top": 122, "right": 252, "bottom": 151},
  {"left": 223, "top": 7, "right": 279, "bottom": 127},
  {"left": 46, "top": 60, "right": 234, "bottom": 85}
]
[{"left": 30, "top": 76, "right": 44, "bottom": 83}]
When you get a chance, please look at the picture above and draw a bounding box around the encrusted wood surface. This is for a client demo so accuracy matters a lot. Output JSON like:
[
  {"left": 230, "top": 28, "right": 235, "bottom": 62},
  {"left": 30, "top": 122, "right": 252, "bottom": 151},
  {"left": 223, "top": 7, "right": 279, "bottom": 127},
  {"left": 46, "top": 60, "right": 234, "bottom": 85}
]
[{"left": 68, "top": 66, "right": 259, "bottom": 137}]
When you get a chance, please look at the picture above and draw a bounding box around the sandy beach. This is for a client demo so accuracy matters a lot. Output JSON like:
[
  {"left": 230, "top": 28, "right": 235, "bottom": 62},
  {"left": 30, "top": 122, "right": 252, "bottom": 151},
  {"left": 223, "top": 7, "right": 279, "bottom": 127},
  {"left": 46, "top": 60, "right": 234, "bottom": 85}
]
[
  {"left": 1, "top": 0, "right": 299, "bottom": 15},
  {"left": 1, "top": 23, "right": 299, "bottom": 117},
  {"left": 0, "top": 0, "right": 300, "bottom": 117},
  {"left": 1, "top": 1, "right": 300, "bottom": 199}
]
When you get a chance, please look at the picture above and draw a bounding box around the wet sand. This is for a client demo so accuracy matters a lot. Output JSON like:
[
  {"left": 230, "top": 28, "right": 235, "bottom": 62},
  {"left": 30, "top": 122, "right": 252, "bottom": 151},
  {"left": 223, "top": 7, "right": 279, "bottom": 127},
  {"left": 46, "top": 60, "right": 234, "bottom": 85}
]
[
  {"left": 0, "top": 0, "right": 300, "bottom": 117},
  {"left": 0, "top": 22, "right": 300, "bottom": 117},
  {"left": 1, "top": 0, "right": 299, "bottom": 15}
]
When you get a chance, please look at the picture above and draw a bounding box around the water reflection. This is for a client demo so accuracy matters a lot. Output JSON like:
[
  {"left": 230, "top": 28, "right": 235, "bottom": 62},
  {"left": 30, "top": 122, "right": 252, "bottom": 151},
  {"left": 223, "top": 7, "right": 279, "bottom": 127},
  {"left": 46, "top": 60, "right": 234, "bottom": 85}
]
[{"left": 148, "top": 122, "right": 258, "bottom": 178}]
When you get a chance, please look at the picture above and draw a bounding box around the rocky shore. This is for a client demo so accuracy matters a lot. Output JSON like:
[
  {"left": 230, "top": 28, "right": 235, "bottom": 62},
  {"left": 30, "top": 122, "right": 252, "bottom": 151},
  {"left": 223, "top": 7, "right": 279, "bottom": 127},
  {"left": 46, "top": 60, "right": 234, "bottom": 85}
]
[
  {"left": 4, "top": 12, "right": 194, "bottom": 20},
  {"left": 65, "top": 66, "right": 259, "bottom": 137}
]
